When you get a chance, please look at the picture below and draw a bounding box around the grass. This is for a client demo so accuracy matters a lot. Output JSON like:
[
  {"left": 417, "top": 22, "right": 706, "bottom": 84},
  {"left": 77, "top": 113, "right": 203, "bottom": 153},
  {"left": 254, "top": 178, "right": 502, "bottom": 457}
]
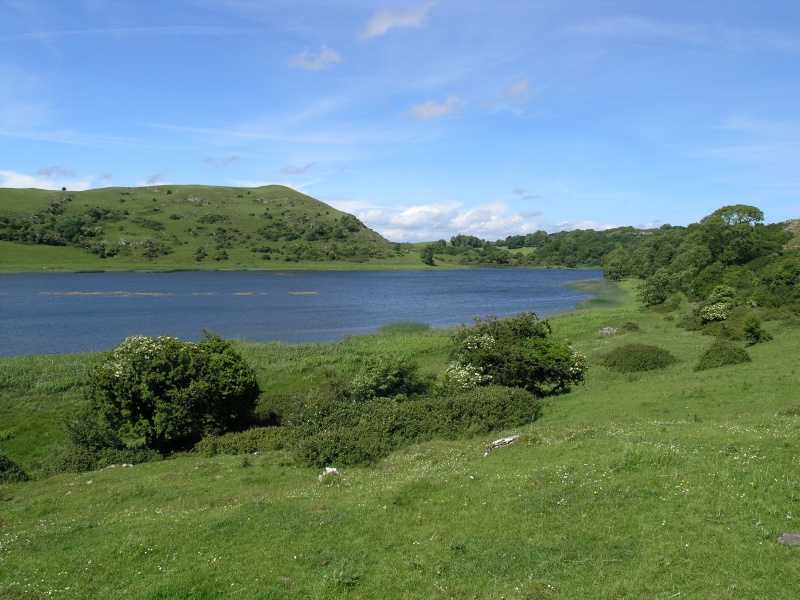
[{"left": 1, "top": 281, "right": 799, "bottom": 598}]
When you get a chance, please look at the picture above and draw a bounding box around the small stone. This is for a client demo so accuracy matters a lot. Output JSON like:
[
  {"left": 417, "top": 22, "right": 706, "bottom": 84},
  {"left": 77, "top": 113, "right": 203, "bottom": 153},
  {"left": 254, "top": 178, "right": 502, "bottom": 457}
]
[{"left": 777, "top": 532, "right": 800, "bottom": 546}]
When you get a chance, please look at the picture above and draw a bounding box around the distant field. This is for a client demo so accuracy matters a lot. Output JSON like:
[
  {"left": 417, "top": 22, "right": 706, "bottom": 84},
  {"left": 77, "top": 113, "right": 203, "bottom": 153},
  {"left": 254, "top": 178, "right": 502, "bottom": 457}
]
[{"left": 1, "top": 281, "right": 798, "bottom": 598}]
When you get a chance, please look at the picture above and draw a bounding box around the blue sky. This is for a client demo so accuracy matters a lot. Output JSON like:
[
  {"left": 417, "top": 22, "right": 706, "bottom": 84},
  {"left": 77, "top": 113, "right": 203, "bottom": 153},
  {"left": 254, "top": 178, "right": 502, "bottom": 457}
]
[{"left": 1, "top": 1, "right": 798, "bottom": 241}]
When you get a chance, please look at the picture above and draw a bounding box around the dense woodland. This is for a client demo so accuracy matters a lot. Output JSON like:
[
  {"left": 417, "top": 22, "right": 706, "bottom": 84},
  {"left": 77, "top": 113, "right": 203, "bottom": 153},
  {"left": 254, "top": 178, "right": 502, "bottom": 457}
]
[{"left": 423, "top": 204, "right": 800, "bottom": 314}]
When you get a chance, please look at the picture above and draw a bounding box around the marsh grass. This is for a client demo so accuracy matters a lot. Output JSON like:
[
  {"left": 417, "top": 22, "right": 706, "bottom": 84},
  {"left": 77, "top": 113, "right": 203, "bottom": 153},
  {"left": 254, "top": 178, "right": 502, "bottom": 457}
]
[{"left": 1, "top": 280, "right": 799, "bottom": 598}]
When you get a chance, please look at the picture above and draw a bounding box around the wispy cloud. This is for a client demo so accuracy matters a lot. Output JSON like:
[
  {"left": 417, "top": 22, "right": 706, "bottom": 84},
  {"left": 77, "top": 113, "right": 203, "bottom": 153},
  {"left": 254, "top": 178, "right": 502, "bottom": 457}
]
[
  {"left": 0, "top": 169, "right": 92, "bottom": 190},
  {"left": 504, "top": 78, "right": 535, "bottom": 104},
  {"left": 2, "top": 25, "right": 256, "bottom": 43},
  {"left": 513, "top": 187, "right": 540, "bottom": 201},
  {"left": 288, "top": 45, "right": 343, "bottom": 71},
  {"left": 280, "top": 162, "right": 315, "bottom": 175},
  {"left": 36, "top": 165, "right": 76, "bottom": 178},
  {"left": 202, "top": 155, "right": 241, "bottom": 169},
  {"left": 568, "top": 16, "right": 800, "bottom": 54},
  {"left": 142, "top": 170, "right": 172, "bottom": 185},
  {"left": 405, "top": 94, "right": 466, "bottom": 120},
  {"left": 359, "top": 2, "right": 435, "bottom": 40}
]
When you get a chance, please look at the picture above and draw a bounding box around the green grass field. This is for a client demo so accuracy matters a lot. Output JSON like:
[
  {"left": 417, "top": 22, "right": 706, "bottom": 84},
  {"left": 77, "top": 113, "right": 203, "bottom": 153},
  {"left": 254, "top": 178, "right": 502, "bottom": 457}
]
[{"left": 1, "top": 281, "right": 798, "bottom": 598}]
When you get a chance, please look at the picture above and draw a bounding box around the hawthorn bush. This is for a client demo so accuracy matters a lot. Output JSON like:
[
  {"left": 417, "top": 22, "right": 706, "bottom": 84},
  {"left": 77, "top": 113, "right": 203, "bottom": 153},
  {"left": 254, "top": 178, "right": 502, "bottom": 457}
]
[
  {"left": 449, "top": 312, "right": 586, "bottom": 397},
  {"left": 77, "top": 333, "right": 260, "bottom": 455}
]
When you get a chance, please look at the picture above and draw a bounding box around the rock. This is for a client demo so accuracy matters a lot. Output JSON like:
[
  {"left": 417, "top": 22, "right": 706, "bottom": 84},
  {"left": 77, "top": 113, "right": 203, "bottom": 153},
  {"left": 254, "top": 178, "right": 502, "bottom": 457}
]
[
  {"left": 777, "top": 532, "right": 800, "bottom": 546},
  {"left": 484, "top": 435, "right": 519, "bottom": 456},
  {"left": 598, "top": 327, "right": 619, "bottom": 335},
  {"left": 318, "top": 467, "right": 340, "bottom": 483}
]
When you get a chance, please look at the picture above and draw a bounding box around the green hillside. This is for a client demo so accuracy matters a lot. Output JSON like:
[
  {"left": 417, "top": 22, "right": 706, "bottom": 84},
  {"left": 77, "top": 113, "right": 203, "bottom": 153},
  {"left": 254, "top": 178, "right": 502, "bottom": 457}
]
[{"left": 0, "top": 185, "right": 414, "bottom": 271}]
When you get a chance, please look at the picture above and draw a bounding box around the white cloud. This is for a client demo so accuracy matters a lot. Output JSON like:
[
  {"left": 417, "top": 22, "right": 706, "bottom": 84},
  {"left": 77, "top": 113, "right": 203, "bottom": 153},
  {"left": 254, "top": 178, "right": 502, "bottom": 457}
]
[
  {"left": 332, "top": 199, "right": 556, "bottom": 242},
  {"left": 554, "top": 220, "right": 618, "bottom": 232},
  {"left": 405, "top": 95, "right": 467, "bottom": 120},
  {"left": 359, "top": 2, "right": 435, "bottom": 40},
  {"left": 288, "top": 45, "right": 343, "bottom": 71},
  {"left": 0, "top": 169, "right": 92, "bottom": 190}
]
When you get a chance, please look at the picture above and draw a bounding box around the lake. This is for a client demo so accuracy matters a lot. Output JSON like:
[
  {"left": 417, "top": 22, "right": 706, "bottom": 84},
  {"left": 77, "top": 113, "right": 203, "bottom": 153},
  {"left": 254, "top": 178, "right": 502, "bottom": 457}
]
[{"left": 0, "top": 269, "right": 603, "bottom": 357}]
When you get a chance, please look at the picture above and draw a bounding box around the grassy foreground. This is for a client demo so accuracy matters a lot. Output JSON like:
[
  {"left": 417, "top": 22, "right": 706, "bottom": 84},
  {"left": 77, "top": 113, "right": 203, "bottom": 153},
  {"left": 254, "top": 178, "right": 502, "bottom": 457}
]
[{"left": 1, "top": 282, "right": 799, "bottom": 598}]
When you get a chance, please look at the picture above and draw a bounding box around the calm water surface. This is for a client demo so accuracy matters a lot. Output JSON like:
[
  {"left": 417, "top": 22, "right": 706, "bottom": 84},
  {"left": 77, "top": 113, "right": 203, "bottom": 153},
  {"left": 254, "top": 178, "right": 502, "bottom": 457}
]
[{"left": 0, "top": 269, "right": 602, "bottom": 356}]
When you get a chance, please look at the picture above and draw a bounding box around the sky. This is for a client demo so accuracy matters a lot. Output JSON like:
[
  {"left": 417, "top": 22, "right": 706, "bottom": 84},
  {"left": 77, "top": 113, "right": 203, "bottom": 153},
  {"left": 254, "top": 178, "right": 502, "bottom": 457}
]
[{"left": 1, "top": 1, "right": 798, "bottom": 242}]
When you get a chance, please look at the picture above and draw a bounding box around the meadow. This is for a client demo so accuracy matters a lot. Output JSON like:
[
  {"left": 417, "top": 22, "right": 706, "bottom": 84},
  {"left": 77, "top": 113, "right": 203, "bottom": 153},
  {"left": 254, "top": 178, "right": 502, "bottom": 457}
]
[{"left": 1, "top": 281, "right": 798, "bottom": 598}]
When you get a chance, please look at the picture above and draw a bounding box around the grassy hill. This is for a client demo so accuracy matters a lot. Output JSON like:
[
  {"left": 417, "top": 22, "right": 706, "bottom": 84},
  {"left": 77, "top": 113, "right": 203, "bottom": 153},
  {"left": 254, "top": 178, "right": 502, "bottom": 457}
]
[
  {"left": 1, "top": 282, "right": 798, "bottom": 598},
  {"left": 0, "top": 185, "right": 420, "bottom": 271}
]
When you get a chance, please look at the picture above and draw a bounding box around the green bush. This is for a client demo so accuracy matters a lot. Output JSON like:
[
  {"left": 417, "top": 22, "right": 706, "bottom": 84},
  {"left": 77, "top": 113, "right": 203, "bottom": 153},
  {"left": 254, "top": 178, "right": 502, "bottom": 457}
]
[
  {"left": 601, "top": 343, "right": 678, "bottom": 373},
  {"left": 619, "top": 321, "right": 641, "bottom": 333},
  {"left": 80, "top": 333, "right": 260, "bottom": 453},
  {"left": 742, "top": 314, "right": 773, "bottom": 346},
  {"left": 45, "top": 445, "right": 162, "bottom": 475},
  {"left": 349, "top": 354, "right": 430, "bottom": 403},
  {"left": 0, "top": 453, "right": 29, "bottom": 483},
  {"left": 450, "top": 312, "right": 586, "bottom": 397},
  {"left": 294, "top": 386, "right": 542, "bottom": 467},
  {"left": 694, "top": 339, "right": 752, "bottom": 371},
  {"left": 195, "top": 426, "right": 295, "bottom": 457}
]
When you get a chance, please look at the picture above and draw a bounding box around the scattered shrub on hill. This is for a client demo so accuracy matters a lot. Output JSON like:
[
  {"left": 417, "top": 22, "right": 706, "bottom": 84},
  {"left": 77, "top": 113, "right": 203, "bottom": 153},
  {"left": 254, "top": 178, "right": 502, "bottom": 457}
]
[
  {"left": 620, "top": 321, "right": 641, "bottom": 333},
  {"left": 450, "top": 312, "right": 586, "bottom": 397},
  {"left": 601, "top": 343, "right": 678, "bottom": 373},
  {"left": 79, "top": 332, "right": 260, "bottom": 454},
  {"left": 0, "top": 453, "right": 29, "bottom": 483},
  {"left": 742, "top": 314, "right": 773, "bottom": 345},
  {"left": 294, "top": 385, "right": 542, "bottom": 467},
  {"left": 694, "top": 339, "right": 751, "bottom": 371}
]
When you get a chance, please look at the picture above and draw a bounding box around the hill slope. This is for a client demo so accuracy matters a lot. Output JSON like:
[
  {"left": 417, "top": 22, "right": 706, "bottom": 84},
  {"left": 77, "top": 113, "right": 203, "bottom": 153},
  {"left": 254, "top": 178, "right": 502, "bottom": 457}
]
[{"left": 0, "top": 185, "right": 408, "bottom": 271}]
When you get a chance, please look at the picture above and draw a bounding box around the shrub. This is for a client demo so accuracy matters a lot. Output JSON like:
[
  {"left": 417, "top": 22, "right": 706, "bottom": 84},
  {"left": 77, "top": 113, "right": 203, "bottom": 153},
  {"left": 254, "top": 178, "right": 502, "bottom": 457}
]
[
  {"left": 450, "top": 312, "right": 586, "bottom": 397},
  {"left": 81, "top": 333, "right": 260, "bottom": 453},
  {"left": 601, "top": 344, "right": 678, "bottom": 373},
  {"left": 694, "top": 339, "right": 751, "bottom": 371},
  {"left": 619, "top": 321, "right": 641, "bottom": 333},
  {"left": 195, "top": 426, "right": 295, "bottom": 457},
  {"left": 294, "top": 386, "right": 542, "bottom": 467},
  {"left": 742, "top": 314, "right": 773, "bottom": 345},
  {"left": 439, "top": 361, "right": 492, "bottom": 395},
  {"left": 349, "top": 354, "right": 430, "bottom": 403},
  {"left": 45, "top": 445, "right": 161, "bottom": 475},
  {"left": 0, "top": 453, "right": 29, "bottom": 483}
]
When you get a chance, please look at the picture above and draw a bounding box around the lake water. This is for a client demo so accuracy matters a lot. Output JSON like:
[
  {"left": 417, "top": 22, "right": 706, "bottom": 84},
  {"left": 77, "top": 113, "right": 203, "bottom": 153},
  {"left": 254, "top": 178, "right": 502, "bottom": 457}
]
[{"left": 0, "top": 269, "right": 603, "bottom": 357}]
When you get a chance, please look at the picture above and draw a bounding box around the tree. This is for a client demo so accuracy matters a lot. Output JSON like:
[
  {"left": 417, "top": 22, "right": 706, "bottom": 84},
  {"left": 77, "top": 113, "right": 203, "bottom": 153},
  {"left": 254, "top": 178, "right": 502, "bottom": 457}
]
[
  {"left": 450, "top": 312, "right": 586, "bottom": 397},
  {"left": 420, "top": 244, "right": 436, "bottom": 266},
  {"left": 704, "top": 204, "right": 764, "bottom": 227},
  {"left": 603, "top": 247, "right": 631, "bottom": 281},
  {"left": 82, "top": 333, "right": 260, "bottom": 452},
  {"left": 636, "top": 268, "right": 673, "bottom": 307}
]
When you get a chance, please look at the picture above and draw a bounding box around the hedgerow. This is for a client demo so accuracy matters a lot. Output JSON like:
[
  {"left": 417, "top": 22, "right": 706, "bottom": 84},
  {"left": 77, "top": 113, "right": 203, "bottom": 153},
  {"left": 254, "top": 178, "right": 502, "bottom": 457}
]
[{"left": 294, "top": 385, "right": 542, "bottom": 467}]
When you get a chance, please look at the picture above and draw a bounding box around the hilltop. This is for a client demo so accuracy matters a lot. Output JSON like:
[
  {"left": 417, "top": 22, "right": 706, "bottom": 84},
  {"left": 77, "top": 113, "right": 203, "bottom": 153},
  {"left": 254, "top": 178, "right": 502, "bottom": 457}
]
[{"left": 0, "top": 185, "right": 413, "bottom": 272}]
